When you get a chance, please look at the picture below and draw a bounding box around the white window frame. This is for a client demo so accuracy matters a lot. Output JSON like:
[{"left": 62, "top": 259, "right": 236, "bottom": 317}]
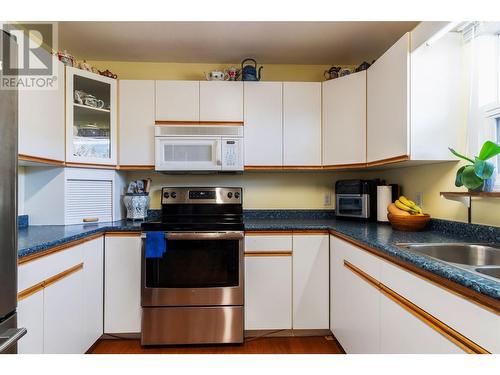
[
  {"left": 477, "top": 33, "right": 500, "bottom": 191},
  {"left": 482, "top": 102, "right": 500, "bottom": 190}
]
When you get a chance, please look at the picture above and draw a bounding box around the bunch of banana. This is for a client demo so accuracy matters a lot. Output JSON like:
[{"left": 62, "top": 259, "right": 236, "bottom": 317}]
[{"left": 387, "top": 196, "right": 424, "bottom": 216}]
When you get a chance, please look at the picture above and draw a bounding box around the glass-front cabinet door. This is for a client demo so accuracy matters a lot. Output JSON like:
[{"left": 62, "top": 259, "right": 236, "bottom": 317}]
[{"left": 65, "top": 67, "right": 117, "bottom": 166}]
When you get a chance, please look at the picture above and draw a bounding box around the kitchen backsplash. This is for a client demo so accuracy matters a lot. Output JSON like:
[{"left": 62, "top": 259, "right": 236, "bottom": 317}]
[{"left": 124, "top": 171, "right": 364, "bottom": 210}]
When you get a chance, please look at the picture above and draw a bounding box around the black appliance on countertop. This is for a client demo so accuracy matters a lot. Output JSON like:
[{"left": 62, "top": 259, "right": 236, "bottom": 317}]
[{"left": 335, "top": 179, "right": 380, "bottom": 220}]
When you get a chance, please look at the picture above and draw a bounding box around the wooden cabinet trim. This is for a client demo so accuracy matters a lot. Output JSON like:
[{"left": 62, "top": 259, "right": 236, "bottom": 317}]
[
  {"left": 330, "top": 231, "right": 500, "bottom": 314},
  {"left": 18, "top": 233, "right": 104, "bottom": 265},
  {"left": 105, "top": 231, "right": 142, "bottom": 237},
  {"left": 344, "top": 260, "right": 489, "bottom": 354},
  {"left": 366, "top": 154, "right": 409, "bottom": 167},
  {"left": 17, "top": 282, "right": 44, "bottom": 301},
  {"left": 245, "top": 231, "right": 293, "bottom": 236},
  {"left": 244, "top": 251, "right": 293, "bottom": 257},
  {"left": 155, "top": 120, "right": 244, "bottom": 126},
  {"left": 18, "top": 154, "right": 65, "bottom": 167},
  {"left": 65, "top": 162, "right": 118, "bottom": 170},
  {"left": 18, "top": 263, "right": 84, "bottom": 301},
  {"left": 118, "top": 165, "right": 155, "bottom": 171}
]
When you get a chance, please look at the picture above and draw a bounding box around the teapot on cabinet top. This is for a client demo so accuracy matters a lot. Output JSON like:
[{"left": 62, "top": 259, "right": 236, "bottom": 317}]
[{"left": 241, "top": 58, "right": 263, "bottom": 81}]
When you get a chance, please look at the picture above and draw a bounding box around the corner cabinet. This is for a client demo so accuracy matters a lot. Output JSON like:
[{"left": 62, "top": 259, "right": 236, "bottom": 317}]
[
  {"left": 367, "top": 30, "right": 462, "bottom": 164},
  {"left": 65, "top": 67, "right": 118, "bottom": 166},
  {"left": 17, "top": 236, "right": 104, "bottom": 354},
  {"left": 330, "top": 234, "right": 499, "bottom": 354},
  {"left": 18, "top": 57, "right": 65, "bottom": 164}
]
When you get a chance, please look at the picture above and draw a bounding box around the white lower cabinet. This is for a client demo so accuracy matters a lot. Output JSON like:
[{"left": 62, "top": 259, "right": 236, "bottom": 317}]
[
  {"left": 330, "top": 235, "right": 380, "bottom": 353},
  {"left": 82, "top": 237, "right": 104, "bottom": 350},
  {"left": 43, "top": 268, "right": 85, "bottom": 354},
  {"left": 330, "top": 235, "right": 500, "bottom": 354},
  {"left": 17, "top": 291, "right": 44, "bottom": 354},
  {"left": 17, "top": 237, "right": 104, "bottom": 353},
  {"left": 379, "top": 293, "right": 465, "bottom": 354},
  {"left": 245, "top": 255, "right": 292, "bottom": 330},
  {"left": 292, "top": 235, "right": 329, "bottom": 329},
  {"left": 104, "top": 235, "right": 142, "bottom": 333}
]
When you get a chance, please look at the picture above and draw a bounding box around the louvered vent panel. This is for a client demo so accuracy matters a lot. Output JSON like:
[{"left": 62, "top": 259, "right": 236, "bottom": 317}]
[{"left": 66, "top": 179, "right": 113, "bottom": 224}]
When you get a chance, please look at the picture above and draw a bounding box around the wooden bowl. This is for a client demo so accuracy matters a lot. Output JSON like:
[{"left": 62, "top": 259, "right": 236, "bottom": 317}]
[{"left": 387, "top": 213, "right": 431, "bottom": 231}]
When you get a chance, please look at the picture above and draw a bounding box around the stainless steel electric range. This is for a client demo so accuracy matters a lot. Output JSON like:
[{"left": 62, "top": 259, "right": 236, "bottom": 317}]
[{"left": 140, "top": 187, "right": 244, "bottom": 346}]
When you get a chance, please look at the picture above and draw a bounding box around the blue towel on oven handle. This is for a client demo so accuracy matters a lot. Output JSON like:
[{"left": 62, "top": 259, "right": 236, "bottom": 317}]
[{"left": 145, "top": 231, "right": 167, "bottom": 258}]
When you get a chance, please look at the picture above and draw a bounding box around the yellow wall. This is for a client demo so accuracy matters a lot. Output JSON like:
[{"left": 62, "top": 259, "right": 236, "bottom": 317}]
[
  {"left": 126, "top": 171, "right": 364, "bottom": 210},
  {"left": 363, "top": 162, "right": 500, "bottom": 227},
  {"left": 86, "top": 60, "right": 334, "bottom": 82}
]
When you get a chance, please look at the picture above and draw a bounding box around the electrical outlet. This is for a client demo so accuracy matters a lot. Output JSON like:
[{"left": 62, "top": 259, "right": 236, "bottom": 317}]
[
  {"left": 415, "top": 192, "right": 424, "bottom": 207},
  {"left": 324, "top": 192, "right": 332, "bottom": 206}
]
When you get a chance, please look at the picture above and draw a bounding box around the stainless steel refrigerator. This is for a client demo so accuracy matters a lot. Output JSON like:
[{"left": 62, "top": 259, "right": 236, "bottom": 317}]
[{"left": 0, "top": 30, "right": 27, "bottom": 354}]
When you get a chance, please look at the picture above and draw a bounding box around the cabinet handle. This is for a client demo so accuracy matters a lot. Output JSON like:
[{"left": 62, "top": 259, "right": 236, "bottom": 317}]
[{"left": 83, "top": 217, "right": 99, "bottom": 223}]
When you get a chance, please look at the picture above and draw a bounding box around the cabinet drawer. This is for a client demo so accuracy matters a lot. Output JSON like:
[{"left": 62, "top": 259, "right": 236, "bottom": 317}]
[
  {"left": 380, "top": 259, "right": 500, "bottom": 353},
  {"left": 244, "top": 234, "right": 292, "bottom": 253},
  {"left": 18, "top": 243, "right": 86, "bottom": 292}
]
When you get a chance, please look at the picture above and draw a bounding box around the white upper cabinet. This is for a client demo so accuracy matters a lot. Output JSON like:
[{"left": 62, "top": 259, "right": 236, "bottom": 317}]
[
  {"left": 322, "top": 71, "right": 367, "bottom": 166},
  {"left": 409, "top": 31, "right": 461, "bottom": 161},
  {"left": 18, "top": 57, "right": 65, "bottom": 163},
  {"left": 155, "top": 80, "right": 200, "bottom": 121},
  {"left": 283, "top": 82, "right": 322, "bottom": 166},
  {"left": 243, "top": 82, "right": 283, "bottom": 166},
  {"left": 367, "top": 28, "right": 461, "bottom": 164},
  {"left": 199, "top": 81, "right": 243, "bottom": 122},
  {"left": 65, "top": 67, "right": 118, "bottom": 166},
  {"left": 367, "top": 32, "right": 410, "bottom": 163},
  {"left": 292, "top": 234, "right": 329, "bottom": 329},
  {"left": 119, "top": 80, "right": 155, "bottom": 166}
]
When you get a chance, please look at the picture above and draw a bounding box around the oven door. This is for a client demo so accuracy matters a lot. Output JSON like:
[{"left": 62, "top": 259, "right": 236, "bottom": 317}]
[
  {"left": 336, "top": 194, "right": 370, "bottom": 218},
  {"left": 155, "top": 137, "right": 222, "bottom": 171},
  {"left": 142, "top": 231, "right": 244, "bottom": 307}
]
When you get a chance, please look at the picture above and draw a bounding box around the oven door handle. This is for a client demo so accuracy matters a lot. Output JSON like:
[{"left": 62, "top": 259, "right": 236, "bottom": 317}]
[{"left": 164, "top": 232, "right": 244, "bottom": 241}]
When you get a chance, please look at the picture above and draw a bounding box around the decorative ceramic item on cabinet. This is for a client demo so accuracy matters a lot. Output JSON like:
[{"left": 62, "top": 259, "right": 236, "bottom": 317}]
[
  {"left": 65, "top": 66, "right": 117, "bottom": 166},
  {"left": 241, "top": 58, "right": 263, "bottom": 81}
]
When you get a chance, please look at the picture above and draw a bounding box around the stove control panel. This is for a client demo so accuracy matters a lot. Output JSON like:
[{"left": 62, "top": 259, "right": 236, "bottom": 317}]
[{"left": 162, "top": 187, "right": 242, "bottom": 204}]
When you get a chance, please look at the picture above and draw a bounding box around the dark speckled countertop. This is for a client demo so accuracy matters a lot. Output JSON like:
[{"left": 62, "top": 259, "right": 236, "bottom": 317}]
[{"left": 18, "top": 210, "right": 500, "bottom": 301}]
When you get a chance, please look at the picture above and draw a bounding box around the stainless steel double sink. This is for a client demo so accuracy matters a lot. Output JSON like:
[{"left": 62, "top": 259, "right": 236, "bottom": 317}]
[{"left": 397, "top": 243, "right": 500, "bottom": 281}]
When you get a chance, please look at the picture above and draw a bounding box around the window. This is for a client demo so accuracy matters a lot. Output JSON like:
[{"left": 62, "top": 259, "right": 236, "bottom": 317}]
[
  {"left": 497, "top": 118, "right": 500, "bottom": 174},
  {"left": 464, "top": 22, "right": 500, "bottom": 190}
]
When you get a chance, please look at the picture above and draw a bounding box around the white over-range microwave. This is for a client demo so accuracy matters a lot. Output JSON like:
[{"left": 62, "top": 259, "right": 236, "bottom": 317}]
[{"left": 154, "top": 124, "right": 244, "bottom": 171}]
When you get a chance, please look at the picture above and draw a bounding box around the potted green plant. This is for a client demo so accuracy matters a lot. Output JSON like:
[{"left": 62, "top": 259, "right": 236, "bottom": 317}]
[{"left": 449, "top": 140, "right": 500, "bottom": 192}]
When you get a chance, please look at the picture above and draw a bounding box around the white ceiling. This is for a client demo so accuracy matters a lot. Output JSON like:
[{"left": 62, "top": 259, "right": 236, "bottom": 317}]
[{"left": 59, "top": 21, "right": 418, "bottom": 64}]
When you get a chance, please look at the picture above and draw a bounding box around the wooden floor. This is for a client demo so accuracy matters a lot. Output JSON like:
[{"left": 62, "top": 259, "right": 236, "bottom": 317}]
[{"left": 89, "top": 336, "right": 345, "bottom": 354}]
